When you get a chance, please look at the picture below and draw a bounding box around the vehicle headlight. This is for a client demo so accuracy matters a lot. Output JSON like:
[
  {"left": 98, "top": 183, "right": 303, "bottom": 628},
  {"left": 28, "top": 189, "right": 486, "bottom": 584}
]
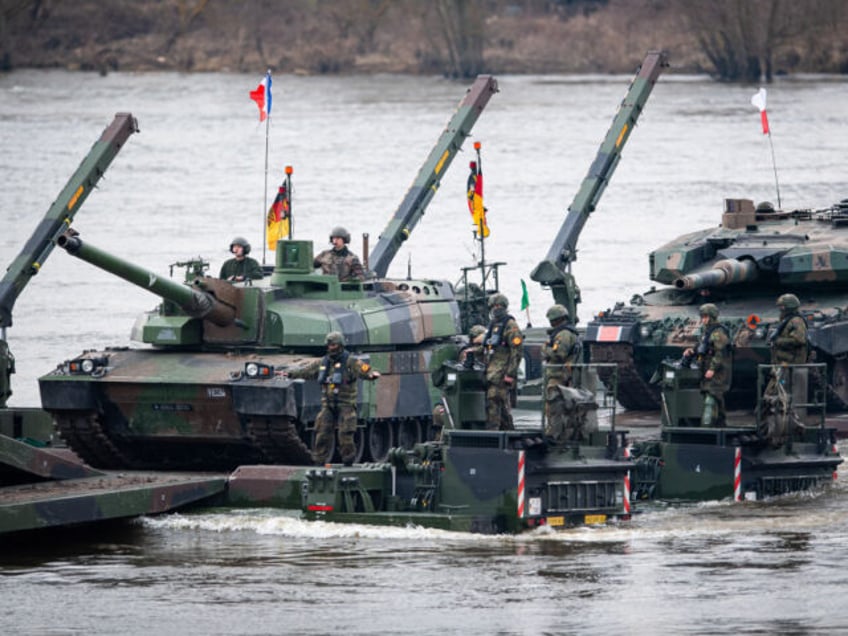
[
  {"left": 639, "top": 325, "right": 653, "bottom": 339},
  {"left": 244, "top": 362, "right": 273, "bottom": 378}
]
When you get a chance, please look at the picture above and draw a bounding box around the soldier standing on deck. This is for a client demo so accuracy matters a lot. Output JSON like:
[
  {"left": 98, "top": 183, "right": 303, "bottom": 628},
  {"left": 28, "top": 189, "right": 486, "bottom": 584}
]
[
  {"left": 761, "top": 293, "right": 809, "bottom": 445},
  {"left": 287, "top": 331, "right": 380, "bottom": 465},
  {"left": 313, "top": 226, "right": 366, "bottom": 282},
  {"left": 683, "top": 303, "right": 732, "bottom": 427},
  {"left": 483, "top": 294, "right": 524, "bottom": 431},
  {"left": 541, "top": 304, "right": 582, "bottom": 441}
]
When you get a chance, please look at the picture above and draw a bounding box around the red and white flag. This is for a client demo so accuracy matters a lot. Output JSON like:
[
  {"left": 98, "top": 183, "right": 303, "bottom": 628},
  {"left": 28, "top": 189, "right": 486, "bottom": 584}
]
[
  {"left": 249, "top": 71, "right": 272, "bottom": 122},
  {"left": 751, "top": 87, "right": 769, "bottom": 134}
]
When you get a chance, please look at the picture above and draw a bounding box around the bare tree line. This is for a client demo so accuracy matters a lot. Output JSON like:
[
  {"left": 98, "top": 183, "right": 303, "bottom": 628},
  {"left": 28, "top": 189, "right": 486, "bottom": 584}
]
[{"left": 2, "top": 0, "right": 846, "bottom": 80}]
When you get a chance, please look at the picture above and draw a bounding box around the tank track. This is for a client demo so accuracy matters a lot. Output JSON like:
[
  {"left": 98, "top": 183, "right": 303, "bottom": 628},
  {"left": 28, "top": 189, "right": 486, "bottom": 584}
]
[
  {"left": 588, "top": 343, "right": 662, "bottom": 410},
  {"left": 246, "top": 415, "right": 314, "bottom": 465},
  {"left": 55, "top": 411, "right": 136, "bottom": 469}
]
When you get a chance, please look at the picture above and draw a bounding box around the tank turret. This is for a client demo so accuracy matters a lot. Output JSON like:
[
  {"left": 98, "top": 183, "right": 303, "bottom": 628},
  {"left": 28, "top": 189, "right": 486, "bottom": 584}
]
[{"left": 586, "top": 196, "right": 848, "bottom": 410}]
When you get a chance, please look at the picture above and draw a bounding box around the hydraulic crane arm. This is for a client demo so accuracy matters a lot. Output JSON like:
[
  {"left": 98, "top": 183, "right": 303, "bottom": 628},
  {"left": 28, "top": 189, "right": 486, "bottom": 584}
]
[
  {"left": 369, "top": 76, "right": 499, "bottom": 278},
  {"left": 530, "top": 51, "right": 668, "bottom": 320}
]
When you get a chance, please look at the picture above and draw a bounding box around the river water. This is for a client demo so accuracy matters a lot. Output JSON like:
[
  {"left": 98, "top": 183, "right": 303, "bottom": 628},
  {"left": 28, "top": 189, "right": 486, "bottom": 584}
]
[{"left": 1, "top": 70, "right": 848, "bottom": 634}]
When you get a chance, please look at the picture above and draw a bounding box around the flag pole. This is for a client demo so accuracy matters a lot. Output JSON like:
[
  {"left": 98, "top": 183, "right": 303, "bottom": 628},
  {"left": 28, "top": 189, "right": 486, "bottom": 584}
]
[
  {"left": 261, "top": 69, "right": 272, "bottom": 266},
  {"left": 766, "top": 131, "right": 781, "bottom": 209},
  {"left": 285, "top": 165, "right": 293, "bottom": 239}
]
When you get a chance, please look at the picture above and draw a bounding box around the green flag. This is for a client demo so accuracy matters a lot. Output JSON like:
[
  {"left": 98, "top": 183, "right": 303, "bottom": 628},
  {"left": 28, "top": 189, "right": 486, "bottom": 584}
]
[{"left": 520, "top": 279, "right": 530, "bottom": 311}]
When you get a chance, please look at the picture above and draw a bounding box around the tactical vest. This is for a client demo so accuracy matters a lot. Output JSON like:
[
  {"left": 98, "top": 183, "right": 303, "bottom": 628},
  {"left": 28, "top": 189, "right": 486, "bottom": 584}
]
[
  {"left": 697, "top": 323, "right": 731, "bottom": 359},
  {"left": 317, "top": 351, "right": 352, "bottom": 386},
  {"left": 548, "top": 323, "right": 581, "bottom": 359},
  {"left": 485, "top": 313, "right": 516, "bottom": 349}
]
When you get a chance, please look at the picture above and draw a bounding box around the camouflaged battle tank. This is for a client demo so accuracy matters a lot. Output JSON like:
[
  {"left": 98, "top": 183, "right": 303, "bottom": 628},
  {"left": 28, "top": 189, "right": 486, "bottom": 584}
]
[
  {"left": 37, "top": 76, "right": 499, "bottom": 470},
  {"left": 585, "top": 197, "right": 848, "bottom": 410}
]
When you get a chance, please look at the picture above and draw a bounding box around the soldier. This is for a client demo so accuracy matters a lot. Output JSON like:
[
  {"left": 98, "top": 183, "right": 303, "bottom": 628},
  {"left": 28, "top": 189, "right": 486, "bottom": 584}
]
[
  {"left": 459, "top": 323, "right": 486, "bottom": 367},
  {"left": 313, "top": 226, "right": 366, "bottom": 282},
  {"left": 769, "top": 293, "right": 808, "bottom": 365},
  {"left": 541, "top": 304, "right": 582, "bottom": 440},
  {"left": 761, "top": 293, "right": 809, "bottom": 446},
  {"left": 219, "top": 236, "right": 263, "bottom": 282},
  {"left": 483, "top": 293, "right": 523, "bottom": 431},
  {"left": 287, "top": 331, "right": 380, "bottom": 465},
  {"left": 683, "top": 303, "right": 732, "bottom": 427}
]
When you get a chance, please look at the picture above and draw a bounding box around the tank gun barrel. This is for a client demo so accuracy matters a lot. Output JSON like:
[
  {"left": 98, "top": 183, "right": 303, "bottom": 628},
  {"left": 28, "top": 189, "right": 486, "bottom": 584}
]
[
  {"left": 0, "top": 113, "right": 138, "bottom": 329},
  {"left": 673, "top": 258, "right": 758, "bottom": 290},
  {"left": 530, "top": 51, "right": 668, "bottom": 320},
  {"left": 369, "top": 75, "right": 499, "bottom": 278},
  {"left": 57, "top": 231, "right": 237, "bottom": 327}
]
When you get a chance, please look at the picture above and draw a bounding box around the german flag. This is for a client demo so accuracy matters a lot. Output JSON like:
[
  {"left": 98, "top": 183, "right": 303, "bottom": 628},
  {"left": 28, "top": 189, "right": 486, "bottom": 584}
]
[
  {"left": 266, "top": 183, "right": 290, "bottom": 251},
  {"left": 467, "top": 160, "right": 489, "bottom": 238}
]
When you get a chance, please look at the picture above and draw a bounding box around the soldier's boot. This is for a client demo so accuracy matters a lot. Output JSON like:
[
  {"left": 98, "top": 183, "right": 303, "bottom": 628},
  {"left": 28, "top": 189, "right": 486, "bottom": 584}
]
[{"left": 701, "top": 395, "right": 716, "bottom": 427}]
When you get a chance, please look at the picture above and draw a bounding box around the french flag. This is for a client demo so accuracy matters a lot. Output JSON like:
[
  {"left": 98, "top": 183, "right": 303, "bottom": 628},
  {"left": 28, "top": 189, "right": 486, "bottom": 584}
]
[{"left": 250, "top": 71, "right": 272, "bottom": 122}]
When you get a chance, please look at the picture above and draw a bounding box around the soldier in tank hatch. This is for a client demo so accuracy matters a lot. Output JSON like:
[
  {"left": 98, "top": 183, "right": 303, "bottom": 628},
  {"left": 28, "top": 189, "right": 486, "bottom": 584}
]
[
  {"left": 483, "top": 294, "right": 523, "bottom": 431},
  {"left": 219, "top": 236, "right": 263, "bottom": 282},
  {"left": 541, "top": 304, "right": 583, "bottom": 440},
  {"left": 287, "top": 331, "right": 380, "bottom": 466},
  {"left": 313, "top": 226, "right": 365, "bottom": 282},
  {"left": 683, "top": 303, "right": 732, "bottom": 427}
]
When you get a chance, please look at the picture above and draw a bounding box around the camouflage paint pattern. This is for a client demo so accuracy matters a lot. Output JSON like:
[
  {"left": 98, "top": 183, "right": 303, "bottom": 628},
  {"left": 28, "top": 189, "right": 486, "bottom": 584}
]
[
  {"left": 586, "top": 198, "right": 848, "bottom": 410},
  {"left": 631, "top": 360, "right": 843, "bottom": 501},
  {"left": 301, "top": 428, "right": 630, "bottom": 534},
  {"left": 39, "top": 72, "right": 492, "bottom": 473}
]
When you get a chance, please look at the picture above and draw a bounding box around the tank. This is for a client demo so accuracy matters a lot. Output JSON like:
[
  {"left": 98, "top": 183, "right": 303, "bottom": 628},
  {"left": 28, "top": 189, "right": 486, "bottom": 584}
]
[
  {"left": 585, "top": 197, "right": 848, "bottom": 410},
  {"left": 37, "top": 76, "right": 499, "bottom": 470}
]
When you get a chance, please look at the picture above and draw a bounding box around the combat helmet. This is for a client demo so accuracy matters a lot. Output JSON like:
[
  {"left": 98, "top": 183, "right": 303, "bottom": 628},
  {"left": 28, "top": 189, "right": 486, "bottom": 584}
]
[
  {"left": 230, "top": 236, "right": 251, "bottom": 255},
  {"left": 325, "top": 331, "right": 346, "bottom": 347},
  {"left": 488, "top": 293, "right": 509, "bottom": 309},
  {"left": 776, "top": 293, "right": 800, "bottom": 311},
  {"left": 698, "top": 303, "right": 719, "bottom": 319},
  {"left": 469, "top": 324, "right": 486, "bottom": 339},
  {"left": 329, "top": 226, "right": 351, "bottom": 244},
  {"left": 546, "top": 304, "right": 569, "bottom": 323}
]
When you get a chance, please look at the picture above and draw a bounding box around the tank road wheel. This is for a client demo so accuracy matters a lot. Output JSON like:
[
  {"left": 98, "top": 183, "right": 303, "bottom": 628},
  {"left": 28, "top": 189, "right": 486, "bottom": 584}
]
[
  {"left": 367, "top": 420, "right": 393, "bottom": 462},
  {"left": 397, "top": 420, "right": 422, "bottom": 451}
]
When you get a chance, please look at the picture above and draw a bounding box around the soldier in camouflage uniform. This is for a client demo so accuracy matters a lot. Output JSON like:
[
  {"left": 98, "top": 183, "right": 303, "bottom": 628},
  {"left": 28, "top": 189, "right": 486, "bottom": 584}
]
[
  {"left": 541, "top": 304, "right": 583, "bottom": 440},
  {"left": 683, "top": 303, "right": 732, "bottom": 427},
  {"left": 483, "top": 294, "right": 523, "bottom": 431},
  {"left": 288, "top": 331, "right": 380, "bottom": 465},
  {"left": 313, "top": 226, "right": 366, "bottom": 282},
  {"left": 761, "top": 293, "right": 809, "bottom": 446},
  {"left": 219, "top": 236, "right": 263, "bottom": 282},
  {"left": 459, "top": 324, "right": 486, "bottom": 367}
]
